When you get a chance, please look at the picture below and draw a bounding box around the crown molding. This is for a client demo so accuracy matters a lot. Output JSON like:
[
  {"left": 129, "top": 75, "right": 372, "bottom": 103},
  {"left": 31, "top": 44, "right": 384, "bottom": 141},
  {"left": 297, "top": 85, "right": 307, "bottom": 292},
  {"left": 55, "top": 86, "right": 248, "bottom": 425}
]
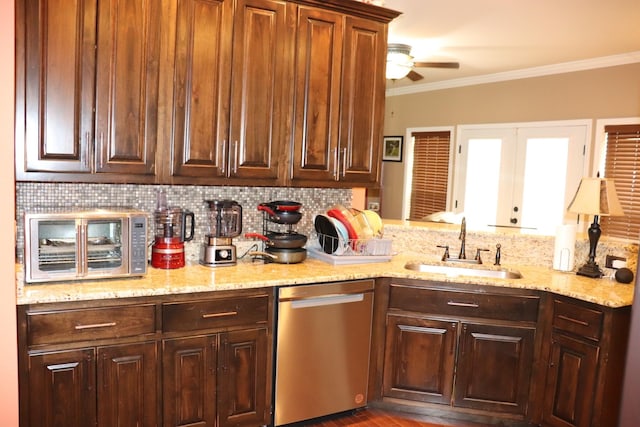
[{"left": 386, "top": 51, "right": 640, "bottom": 97}]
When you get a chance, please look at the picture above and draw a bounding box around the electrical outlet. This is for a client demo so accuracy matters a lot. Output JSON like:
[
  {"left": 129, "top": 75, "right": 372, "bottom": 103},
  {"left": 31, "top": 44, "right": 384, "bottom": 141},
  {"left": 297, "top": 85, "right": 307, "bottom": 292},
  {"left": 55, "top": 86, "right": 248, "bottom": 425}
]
[
  {"left": 367, "top": 201, "right": 380, "bottom": 211},
  {"left": 605, "top": 255, "right": 626, "bottom": 269}
]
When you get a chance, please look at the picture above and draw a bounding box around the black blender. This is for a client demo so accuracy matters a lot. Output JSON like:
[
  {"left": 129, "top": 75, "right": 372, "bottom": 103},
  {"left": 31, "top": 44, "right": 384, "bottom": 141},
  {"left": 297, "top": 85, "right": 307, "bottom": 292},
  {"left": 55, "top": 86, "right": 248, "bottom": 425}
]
[{"left": 200, "top": 200, "right": 242, "bottom": 267}]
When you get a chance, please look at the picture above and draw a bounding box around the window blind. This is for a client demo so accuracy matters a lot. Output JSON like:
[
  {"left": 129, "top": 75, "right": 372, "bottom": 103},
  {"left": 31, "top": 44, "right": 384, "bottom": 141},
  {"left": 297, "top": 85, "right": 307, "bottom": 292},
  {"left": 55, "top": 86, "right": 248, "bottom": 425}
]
[
  {"left": 409, "top": 131, "right": 450, "bottom": 220},
  {"left": 601, "top": 124, "right": 640, "bottom": 240}
]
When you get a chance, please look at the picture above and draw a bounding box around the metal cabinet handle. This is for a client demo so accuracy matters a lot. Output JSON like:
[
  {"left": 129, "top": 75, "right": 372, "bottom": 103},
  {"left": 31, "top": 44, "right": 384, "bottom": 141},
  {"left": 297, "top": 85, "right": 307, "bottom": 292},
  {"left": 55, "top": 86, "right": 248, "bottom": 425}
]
[
  {"left": 233, "top": 140, "right": 239, "bottom": 174},
  {"left": 341, "top": 148, "right": 347, "bottom": 178},
  {"left": 447, "top": 301, "right": 479, "bottom": 308},
  {"left": 221, "top": 141, "right": 227, "bottom": 175},
  {"left": 202, "top": 311, "right": 238, "bottom": 319},
  {"left": 74, "top": 322, "right": 117, "bottom": 330},
  {"left": 557, "top": 314, "right": 589, "bottom": 327},
  {"left": 333, "top": 148, "right": 339, "bottom": 180}
]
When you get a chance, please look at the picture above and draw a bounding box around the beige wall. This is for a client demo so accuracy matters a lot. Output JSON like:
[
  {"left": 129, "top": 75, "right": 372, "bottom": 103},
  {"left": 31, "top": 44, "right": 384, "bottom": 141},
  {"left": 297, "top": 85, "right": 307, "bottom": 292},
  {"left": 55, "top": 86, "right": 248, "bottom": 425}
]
[
  {"left": 380, "top": 63, "right": 640, "bottom": 219},
  {"left": 2, "top": 0, "right": 19, "bottom": 425}
]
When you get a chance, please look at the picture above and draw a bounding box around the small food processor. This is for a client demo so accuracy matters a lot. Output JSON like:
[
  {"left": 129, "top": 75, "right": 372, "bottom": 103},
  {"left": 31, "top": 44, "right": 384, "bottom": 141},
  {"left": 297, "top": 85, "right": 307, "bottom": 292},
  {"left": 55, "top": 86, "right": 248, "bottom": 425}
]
[
  {"left": 200, "top": 200, "right": 242, "bottom": 267},
  {"left": 151, "top": 192, "right": 195, "bottom": 269}
]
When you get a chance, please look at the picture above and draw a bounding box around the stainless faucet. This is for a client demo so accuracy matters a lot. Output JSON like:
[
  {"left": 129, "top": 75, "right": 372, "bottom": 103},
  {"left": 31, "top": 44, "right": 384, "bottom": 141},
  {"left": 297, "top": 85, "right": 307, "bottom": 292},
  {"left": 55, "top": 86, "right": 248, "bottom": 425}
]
[{"left": 458, "top": 217, "right": 466, "bottom": 259}]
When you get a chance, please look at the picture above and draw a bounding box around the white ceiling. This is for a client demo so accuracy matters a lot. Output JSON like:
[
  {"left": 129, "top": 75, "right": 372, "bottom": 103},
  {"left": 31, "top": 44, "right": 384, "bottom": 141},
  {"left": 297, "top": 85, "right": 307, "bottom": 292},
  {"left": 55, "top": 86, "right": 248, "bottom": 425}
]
[{"left": 382, "top": 0, "right": 640, "bottom": 93}]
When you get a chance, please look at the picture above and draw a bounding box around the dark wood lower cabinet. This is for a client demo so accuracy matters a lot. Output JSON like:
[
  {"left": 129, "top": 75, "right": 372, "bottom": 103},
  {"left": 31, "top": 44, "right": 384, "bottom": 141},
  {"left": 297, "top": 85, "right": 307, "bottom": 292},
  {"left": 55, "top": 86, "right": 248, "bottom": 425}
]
[
  {"left": 380, "top": 280, "right": 539, "bottom": 422},
  {"left": 27, "top": 349, "right": 97, "bottom": 427},
  {"left": 26, "top": 342, "right": 158, "bottom": 427},
  {"left": 454, "top": 323, "right": 535, "bottom": 415},
  {"left": 374, "top": 281, "right": 631, "bottom": 427},
  {"left": 542, "top": 333, "right": 599, "bottom": 427},
  {"left": 163, "top": 328, "right": 269, "bottom": 427},
  {"left": 383, "top": 315, "right": 456, "bottom": 405},
  {"left": 18, "top": 290, "right": 273, "bottom": 427}
]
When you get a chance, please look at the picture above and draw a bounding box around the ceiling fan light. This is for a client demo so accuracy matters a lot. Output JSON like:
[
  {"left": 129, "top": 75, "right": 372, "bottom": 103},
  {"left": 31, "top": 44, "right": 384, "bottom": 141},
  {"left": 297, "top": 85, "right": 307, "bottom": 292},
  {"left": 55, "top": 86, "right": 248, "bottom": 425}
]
[
  {"left": 386, "top": 44, "right": 414, "bottom": 80},
  {"left": 386, "top": 61, "right": 412, "bottom": 80}
]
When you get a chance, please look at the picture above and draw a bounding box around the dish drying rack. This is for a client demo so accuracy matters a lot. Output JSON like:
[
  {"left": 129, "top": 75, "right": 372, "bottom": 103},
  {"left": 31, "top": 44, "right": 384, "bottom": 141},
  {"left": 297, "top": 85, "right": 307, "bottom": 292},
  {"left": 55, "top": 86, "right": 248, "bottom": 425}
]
[{"left": 308, "top": 233, "right": 392, "bottom": 265}]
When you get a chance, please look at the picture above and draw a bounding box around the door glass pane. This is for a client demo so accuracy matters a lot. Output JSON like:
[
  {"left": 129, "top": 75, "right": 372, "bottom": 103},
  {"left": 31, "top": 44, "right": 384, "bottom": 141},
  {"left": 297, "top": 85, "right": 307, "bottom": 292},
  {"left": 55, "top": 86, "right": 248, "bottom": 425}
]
[
  {"left": 464, "top": 138, "right": 502, "bottom": 228},
  {"left": 36, "top": 220, "right": 77, "bottom": 272},
  {"left": 86, "top": 219, "right": 123, "bottom": 270},
  {"left": 520, "top": 138, "right": 569, "bottom": 232}
]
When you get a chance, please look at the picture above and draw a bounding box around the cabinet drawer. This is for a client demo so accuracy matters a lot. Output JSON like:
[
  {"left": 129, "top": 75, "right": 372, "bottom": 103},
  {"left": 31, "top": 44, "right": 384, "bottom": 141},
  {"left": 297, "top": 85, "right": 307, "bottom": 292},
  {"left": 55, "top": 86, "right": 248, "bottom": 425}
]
[
  {"left": 552, "top": 298, "right": 603, "bottom": 341},
  {"left": 27, "top": 305, "right": 156, "bottom": 346},
  {"left": 389, "top": 285, "right": 539, "bottom": 322},
  {"left": 163, "top": 295, "right": 269, "bottom": 332}
]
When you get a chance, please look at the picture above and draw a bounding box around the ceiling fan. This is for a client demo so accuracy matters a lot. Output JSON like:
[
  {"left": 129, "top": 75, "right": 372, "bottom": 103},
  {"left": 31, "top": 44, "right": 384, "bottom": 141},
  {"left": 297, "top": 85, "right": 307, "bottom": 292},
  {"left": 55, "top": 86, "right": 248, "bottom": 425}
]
[{"left": 386, "top": 43, "right": 460, "bottom": 81}]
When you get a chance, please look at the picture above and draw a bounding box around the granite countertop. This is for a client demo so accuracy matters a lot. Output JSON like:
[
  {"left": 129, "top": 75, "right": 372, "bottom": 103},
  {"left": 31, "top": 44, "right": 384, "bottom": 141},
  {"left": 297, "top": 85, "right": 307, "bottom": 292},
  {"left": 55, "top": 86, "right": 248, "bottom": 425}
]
[{"left": 16, "top": 250, "right": 635, "bottom": 308}]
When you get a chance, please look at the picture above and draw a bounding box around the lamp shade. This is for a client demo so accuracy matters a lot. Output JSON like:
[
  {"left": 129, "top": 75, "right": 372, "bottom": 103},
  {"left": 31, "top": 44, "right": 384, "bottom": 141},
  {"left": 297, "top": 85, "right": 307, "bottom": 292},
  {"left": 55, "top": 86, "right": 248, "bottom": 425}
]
[{"left": 567, "top": 177, "right": 625, "bottom": 217}]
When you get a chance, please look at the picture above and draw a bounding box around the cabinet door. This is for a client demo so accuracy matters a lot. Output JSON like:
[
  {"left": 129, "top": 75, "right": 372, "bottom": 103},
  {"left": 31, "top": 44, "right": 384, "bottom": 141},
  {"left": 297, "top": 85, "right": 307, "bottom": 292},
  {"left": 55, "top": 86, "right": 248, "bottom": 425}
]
[
  {"left": 454, "top": 322, "right": 535, "bottom": 415},
  {"left": 290, "top": 6, "right": 343, "bottom": 184},
  {"left": 338, "top": 16, "right": 386, "bottom": 185},
  {"left": 170, "top": 0, "right": 233, "bottom": 180},
  {"left": 382, "top": 314, "right": 456, "bottom": 404},
  {"left": 162, "top": 335, "right": 218, "bottom": 427},
  {"left": 27, "top": 348, "right": 96, "bottom": 427},
  {"left": 218, "top": 328, "right": 270, "bottom": 427},
  {"left": 542, "top": 333, "right": 599, "bottom": 427},
  {"left": 98, "top": 342, "right": 159, "bottom": 427},
  {"left": 20, "top": 0, "right": 96, "bottom": 174},
  {"left": 228, "top": 0, "right": 292, "bottom": 183},
  {"left": 94, "top": 0, "right": 161, "bottom": 177}
]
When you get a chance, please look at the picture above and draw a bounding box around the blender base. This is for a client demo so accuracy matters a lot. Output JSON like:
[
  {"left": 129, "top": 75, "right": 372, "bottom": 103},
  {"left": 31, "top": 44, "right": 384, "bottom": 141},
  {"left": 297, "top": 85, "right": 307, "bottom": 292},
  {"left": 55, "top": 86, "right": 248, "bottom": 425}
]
[{"left": 200, "top": 244, "right": 237, "bottom": 267}]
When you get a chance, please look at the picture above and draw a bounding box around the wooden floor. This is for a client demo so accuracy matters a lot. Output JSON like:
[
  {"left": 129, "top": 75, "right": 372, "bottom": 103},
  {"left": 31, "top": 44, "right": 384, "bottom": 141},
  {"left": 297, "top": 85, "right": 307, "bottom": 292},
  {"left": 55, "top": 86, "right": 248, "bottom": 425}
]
[{"left": 300, "top": 408, "right": 494, "bottom": 427}]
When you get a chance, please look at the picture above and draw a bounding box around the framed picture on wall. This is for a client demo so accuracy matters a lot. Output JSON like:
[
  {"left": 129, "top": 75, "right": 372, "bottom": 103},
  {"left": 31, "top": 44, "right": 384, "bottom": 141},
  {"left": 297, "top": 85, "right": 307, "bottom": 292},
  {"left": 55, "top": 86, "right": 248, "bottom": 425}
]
[{"left": 383, "top": 136, "right": 403, "bottom": 162}]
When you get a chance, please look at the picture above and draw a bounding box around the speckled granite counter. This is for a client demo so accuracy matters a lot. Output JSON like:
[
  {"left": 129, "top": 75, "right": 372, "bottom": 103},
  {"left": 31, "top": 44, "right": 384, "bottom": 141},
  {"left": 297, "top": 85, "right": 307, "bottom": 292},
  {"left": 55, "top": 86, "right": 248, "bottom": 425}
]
[{"left": 16, "top": 250, "right": 634, "bottom": 308}]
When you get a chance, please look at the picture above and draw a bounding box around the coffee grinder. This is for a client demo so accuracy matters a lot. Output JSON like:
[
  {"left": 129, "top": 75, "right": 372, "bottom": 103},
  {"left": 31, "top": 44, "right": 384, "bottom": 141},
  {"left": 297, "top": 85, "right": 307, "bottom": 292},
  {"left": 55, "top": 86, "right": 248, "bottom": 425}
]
[
  {"left": 151, "top": 196, "right": 195, "bottom": 269},
  {"left": 200, "top": 200, "right": 242, "bottom": 267}
]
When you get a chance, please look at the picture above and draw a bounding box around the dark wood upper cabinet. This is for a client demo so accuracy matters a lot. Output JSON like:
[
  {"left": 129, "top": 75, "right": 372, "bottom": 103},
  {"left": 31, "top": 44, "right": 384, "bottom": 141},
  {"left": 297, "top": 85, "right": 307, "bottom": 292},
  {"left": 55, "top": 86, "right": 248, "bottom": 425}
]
[
  {"left": 16, "top": 0, "right": 160, "bottom": 182},
  {"left": 339, "top": 16, "right": 386, "bottom": 185},
  {"left": 169, "top": 0, "right": 291, "bottom": 185},
  {"left": 94, "top": 0, "right": 161, "bottom": 177},
  {"left": 290, "top": 6, "right": 344, "bottom": 184},
  {"left": 16, "top": 0, "right": 398, "bottom": 186},
  {"left": 169, "top": 0, "right": 233, "bottom": 181},
  {"left": 17, "top": 0, "right": 97, "bottom": 175},
  {"left": 228, "top": 0, "right": 293, "bottom": 183}
]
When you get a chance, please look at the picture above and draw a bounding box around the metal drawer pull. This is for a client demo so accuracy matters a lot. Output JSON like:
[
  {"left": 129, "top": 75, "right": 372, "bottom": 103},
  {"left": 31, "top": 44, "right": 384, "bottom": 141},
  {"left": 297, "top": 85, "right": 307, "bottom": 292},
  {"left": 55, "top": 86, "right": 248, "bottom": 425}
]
[
  {"left": 202, "top": 311, "right": 238, "bottom": 319},
  {"left": 557, "top": 314, "right": 589, "bottom": 327},
  {"left": 447, "top": 301, "right": 479, "bottom": 308},
  {"left": 74, "top": 322, "right": 117, "bottom": 330}
]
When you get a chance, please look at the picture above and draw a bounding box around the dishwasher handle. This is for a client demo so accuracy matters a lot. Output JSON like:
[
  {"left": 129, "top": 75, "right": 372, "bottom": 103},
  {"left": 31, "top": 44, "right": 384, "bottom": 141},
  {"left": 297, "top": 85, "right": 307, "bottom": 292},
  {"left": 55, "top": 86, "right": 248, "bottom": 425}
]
[{"left": 290, "top": 293, "right": 364, "bottom": 309}]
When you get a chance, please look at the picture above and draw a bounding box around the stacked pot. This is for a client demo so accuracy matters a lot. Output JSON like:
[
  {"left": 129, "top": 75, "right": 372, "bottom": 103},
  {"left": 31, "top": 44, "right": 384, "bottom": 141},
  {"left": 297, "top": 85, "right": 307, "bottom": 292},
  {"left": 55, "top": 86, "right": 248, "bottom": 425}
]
[{"left": 246, "top": 201, "right": 307, "bottom": 264}]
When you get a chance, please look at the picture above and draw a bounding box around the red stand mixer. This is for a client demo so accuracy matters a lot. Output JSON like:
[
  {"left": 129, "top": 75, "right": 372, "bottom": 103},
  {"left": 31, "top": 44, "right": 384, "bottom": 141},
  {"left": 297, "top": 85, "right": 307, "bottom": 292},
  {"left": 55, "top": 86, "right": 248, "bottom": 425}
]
[{"left": 151, "top": 207, "right": 195, "bottom": 269}]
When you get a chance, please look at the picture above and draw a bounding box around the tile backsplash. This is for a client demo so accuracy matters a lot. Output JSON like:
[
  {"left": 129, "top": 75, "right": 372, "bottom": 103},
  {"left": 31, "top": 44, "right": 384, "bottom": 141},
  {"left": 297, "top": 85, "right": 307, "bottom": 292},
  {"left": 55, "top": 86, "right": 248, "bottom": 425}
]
[{"left": 16, "top": 183, "right": 352, "bottom": 263}]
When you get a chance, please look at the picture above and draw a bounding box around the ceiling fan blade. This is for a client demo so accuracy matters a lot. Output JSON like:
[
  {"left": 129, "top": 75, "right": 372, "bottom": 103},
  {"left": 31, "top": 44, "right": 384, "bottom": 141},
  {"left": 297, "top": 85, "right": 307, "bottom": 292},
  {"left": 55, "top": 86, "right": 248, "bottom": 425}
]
[
  {"left": 413, "top": 61, "right": 460, "bottom": 69},
  {"left": 406, "top": 70, "right": 424, "bottom": 81}
]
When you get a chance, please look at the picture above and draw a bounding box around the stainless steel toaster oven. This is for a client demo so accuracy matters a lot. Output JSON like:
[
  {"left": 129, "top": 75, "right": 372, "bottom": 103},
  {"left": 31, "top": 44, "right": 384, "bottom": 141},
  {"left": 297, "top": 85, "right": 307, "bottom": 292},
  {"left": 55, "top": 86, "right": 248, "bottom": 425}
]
[{"left": 24, "top": 209, "right": 148, "bottom": 283}]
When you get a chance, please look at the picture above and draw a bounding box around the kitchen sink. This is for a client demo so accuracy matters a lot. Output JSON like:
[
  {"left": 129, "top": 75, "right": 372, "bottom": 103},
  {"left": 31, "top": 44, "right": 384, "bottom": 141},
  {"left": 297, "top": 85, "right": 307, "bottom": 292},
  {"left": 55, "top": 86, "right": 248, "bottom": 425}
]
[{"left": 404, "top": 262, "right": 523, "bottom": 279}]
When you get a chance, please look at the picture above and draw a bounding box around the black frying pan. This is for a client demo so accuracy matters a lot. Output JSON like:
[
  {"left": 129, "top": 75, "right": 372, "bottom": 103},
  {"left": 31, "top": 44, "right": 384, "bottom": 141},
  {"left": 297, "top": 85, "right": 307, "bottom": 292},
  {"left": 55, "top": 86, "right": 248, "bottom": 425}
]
[
  {"left": 258, "top": 204, "right": 302, "bottom": 224},
  {"left": 250, "top": 247, "right": 307, "bottom": 264},
  {"left": 265, "top": 200, "right": 302, "bottom": 212},
  {"left": 245, "top": 232, "right": 307, "bottom": 249}
]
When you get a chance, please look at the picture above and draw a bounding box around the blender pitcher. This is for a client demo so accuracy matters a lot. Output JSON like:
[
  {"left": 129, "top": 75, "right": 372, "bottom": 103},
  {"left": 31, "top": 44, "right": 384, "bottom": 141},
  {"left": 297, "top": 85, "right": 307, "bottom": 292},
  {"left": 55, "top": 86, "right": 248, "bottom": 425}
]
[{"left": 200, "top": 200, "right": 242, "bottom": 266}]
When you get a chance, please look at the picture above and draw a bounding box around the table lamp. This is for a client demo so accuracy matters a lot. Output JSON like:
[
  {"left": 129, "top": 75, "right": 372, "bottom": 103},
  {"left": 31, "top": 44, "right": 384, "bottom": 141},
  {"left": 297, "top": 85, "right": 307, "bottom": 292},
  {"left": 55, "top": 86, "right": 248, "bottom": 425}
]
[{"left": 567, "top": 177, "right": 625, "bottom": 278}]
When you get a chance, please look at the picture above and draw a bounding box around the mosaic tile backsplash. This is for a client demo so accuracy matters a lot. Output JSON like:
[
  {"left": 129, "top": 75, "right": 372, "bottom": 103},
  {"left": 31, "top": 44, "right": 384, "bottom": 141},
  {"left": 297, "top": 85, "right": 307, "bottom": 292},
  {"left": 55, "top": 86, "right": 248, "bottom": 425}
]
[
  {"left": 15, "top": 183, "right": 638, "bottom": 275},
  {"left": 16, "top": 183, "right": 352, "bottom": 263}
]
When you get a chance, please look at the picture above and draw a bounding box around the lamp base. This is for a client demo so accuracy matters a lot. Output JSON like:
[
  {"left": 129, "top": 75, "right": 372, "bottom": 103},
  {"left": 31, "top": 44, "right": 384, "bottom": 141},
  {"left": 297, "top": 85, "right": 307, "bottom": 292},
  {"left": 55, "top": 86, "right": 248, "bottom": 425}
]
[{"left": 576, "top": 262, "right": 603, "bottom": 278}]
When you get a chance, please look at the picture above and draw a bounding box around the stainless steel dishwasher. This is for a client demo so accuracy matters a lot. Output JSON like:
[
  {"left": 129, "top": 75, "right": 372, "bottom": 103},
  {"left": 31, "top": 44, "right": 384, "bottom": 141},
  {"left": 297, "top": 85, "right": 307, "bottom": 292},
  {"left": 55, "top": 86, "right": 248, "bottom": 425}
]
[{"left": 273, "top": 280, "right": 374, "bottom": 426}]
